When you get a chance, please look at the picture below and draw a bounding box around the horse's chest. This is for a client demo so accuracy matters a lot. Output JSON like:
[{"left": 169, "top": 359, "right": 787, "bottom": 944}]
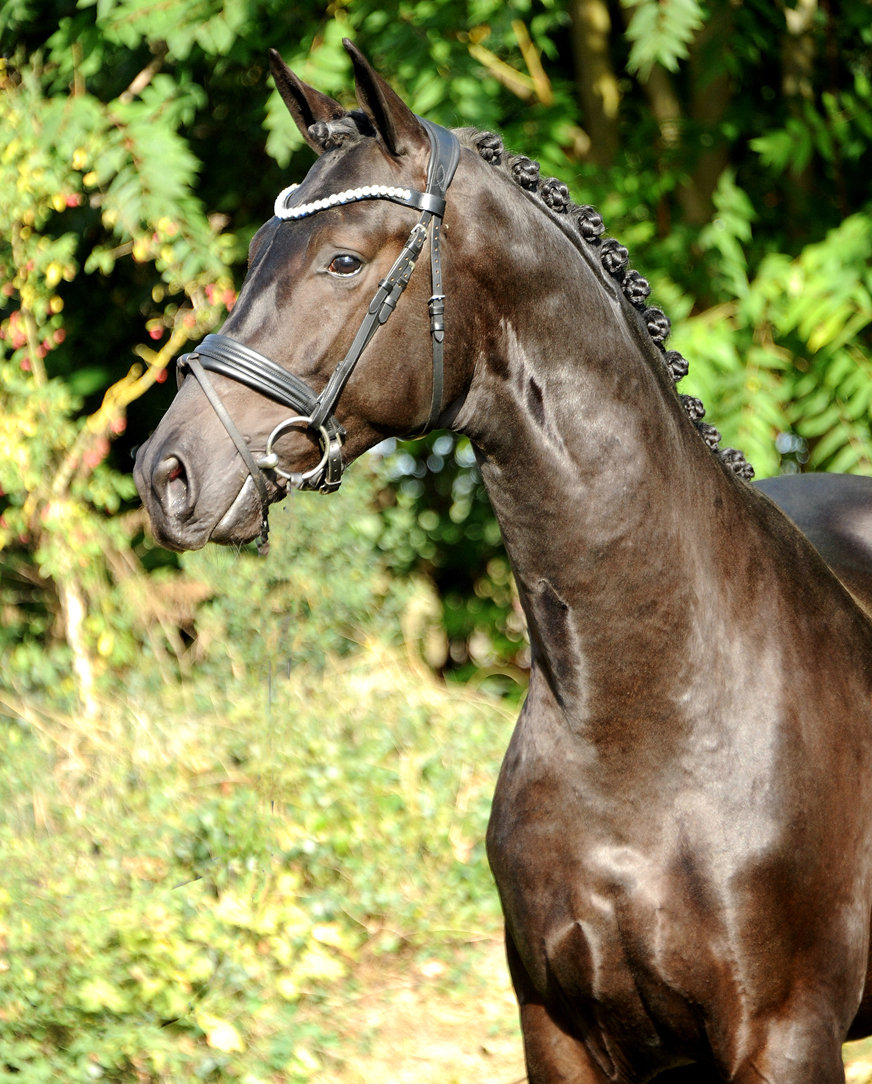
[
  {"left": 486, "top": 719, "right": 684, "bottom": 1000},
  {"left": 487, "top": 749, "right": 710, "bottom": 1059},
  {"left": 486, "top": 692, "right": 872, "bottom": 1062}
]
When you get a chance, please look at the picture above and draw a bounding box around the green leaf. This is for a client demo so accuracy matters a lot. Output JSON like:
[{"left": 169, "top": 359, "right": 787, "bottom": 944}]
[{"left": 622, "top": 0, "right": 706, "bottom": 77}]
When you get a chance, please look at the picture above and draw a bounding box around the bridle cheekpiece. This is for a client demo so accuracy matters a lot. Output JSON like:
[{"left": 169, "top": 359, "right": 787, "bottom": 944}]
[{"left": 175, "top": 118, "right": 460, "bottom": 555}]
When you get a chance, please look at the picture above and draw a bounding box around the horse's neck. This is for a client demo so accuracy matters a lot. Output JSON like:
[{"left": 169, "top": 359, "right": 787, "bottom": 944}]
[{"left": 452, "top": 246, "right": 743, "bottom": 727}]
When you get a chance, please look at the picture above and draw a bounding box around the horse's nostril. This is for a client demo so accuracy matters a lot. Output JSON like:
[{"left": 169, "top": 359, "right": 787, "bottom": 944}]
[{"left": 154, "top": 454, "right": 193, "bottom": 516}]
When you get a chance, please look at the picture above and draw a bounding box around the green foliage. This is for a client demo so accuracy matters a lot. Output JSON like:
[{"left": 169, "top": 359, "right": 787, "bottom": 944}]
[
  {"left": 181, "top": 470, "right": 414, "bottom": 674},
  {"left": 374, "top": 435, "right": 528, "bottom": 688},
  {"left": 0, "top": 52, "right": 239, "bottom": 698},
  {"left": 621, "top": 0, "right": 705, "bottom": 77},
  {"left": 0, "top": 484, "right": 510, "bottom": 1081},
  {"left": 751, "top": 72, "right": 872, "bottom": 177},
  {"left": 675, "top": 208, "right": 872, "bottom": 477}
]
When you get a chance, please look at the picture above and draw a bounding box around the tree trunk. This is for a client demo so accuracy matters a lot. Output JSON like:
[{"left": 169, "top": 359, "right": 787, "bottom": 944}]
[
  {"left": 683, "top": 0, "right": 734, "bottom": 224},
  {"left": 780, "top": 0, "right": 817, "bottom": 227},
  {"left": 58, "top": 575, "right": 98, "bottom": 721},
  {"left": 626, "top": 0, "right": 734, "bottom": 226},
  {"left": 568, "top": 0, "right": 621, "bottom": 167}
]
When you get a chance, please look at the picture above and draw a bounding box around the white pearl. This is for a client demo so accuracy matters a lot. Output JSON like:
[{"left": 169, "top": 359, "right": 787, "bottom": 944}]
[{"left": 403, "top": 189, "right": 412, "bottom": 200}]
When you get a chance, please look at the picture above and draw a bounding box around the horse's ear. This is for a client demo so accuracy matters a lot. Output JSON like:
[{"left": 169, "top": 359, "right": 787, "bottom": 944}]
[
  {"left": 343, "top": 39, "right": 427, "bottom": 158},
  {"left": 269, "top": 48, "right": 347, "bottom": 155}
]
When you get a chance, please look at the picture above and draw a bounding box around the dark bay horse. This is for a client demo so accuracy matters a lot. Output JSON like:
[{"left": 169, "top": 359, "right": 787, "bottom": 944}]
[{"left": 135, "top": 43, "right": 872, "bottom": 1083}]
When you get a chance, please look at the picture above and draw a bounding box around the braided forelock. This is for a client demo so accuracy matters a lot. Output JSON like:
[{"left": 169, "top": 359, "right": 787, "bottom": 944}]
[{"left": 308, "top": 110, "right": 375, "bottom": 150}]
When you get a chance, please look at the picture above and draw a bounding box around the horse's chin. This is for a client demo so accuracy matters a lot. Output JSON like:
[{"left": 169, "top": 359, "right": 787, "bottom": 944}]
[{"left": 208, "top": 476, "right": 265, "bottom": 546}]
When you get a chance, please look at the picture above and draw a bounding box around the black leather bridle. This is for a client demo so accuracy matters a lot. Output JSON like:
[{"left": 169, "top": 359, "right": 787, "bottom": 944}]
[{"left": 175, "top": 118, "right": 461, "bottom": 555}]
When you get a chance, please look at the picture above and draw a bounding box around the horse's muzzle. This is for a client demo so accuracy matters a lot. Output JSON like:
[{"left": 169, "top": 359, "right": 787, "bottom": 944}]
[{"left": 134, "top": 435, "right": 261, "bottom": 552}]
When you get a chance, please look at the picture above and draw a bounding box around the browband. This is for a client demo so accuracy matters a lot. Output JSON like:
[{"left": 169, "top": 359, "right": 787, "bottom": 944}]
[{"left": 274, "top": 183, "right": 447, "bottom": 220}]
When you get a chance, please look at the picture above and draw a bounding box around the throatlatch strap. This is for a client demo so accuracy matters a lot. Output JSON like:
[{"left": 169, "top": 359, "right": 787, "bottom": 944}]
[{"left": 419, "top": 118, "right": 460, "bottom": 431}]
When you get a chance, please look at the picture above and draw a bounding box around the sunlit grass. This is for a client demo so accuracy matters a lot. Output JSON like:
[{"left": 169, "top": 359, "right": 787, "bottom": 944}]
[{"left": 0, "top": 628, "right": 515, "bottom": 1081}]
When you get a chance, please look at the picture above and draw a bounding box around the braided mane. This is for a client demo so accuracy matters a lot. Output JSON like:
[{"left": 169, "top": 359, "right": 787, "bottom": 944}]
[{"left": 456, "top": 127, "right": 755, "bottom": 481}]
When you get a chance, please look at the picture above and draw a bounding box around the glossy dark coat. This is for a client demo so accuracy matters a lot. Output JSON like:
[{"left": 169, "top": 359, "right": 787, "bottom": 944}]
[{"left": 135, "top": 45, "right": 872, "bottom": 1083}]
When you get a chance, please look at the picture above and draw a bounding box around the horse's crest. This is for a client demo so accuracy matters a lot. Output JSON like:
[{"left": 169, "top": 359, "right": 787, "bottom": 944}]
[{"left": 464, "top": 128, "right": 754, "bottom": 481}]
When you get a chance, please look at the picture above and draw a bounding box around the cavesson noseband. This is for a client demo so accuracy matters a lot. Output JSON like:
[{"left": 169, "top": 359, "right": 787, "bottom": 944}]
[{"left": 175, "top": 118, "right": 461, "bottom": 554}]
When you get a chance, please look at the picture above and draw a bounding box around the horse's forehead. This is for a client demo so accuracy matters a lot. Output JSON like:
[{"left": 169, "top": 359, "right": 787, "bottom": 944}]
[{"left": 301, "top": 137, "right": 417, "bottom": 195}]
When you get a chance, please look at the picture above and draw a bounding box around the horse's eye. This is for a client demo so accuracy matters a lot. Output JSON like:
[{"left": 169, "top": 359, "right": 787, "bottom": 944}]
[{"left": 327, "top": 254, "right": 362, "bottom": 276}]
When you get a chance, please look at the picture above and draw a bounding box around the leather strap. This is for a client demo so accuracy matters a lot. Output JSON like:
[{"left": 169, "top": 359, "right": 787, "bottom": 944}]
[
  {"left": 186, "top": 355, "right": 272, "bottom": 555},
  {"left": 179, "top": 333, "right": 346, "bottom": 446},
  {"left": 420, "top": 119, "right": 460, "bottom": 431},
  {"left": 179, "top": 334, "right": 319, "bottom": 416},
  {"left": 310, "top": 221, "right": 429, "bottom": 430}
]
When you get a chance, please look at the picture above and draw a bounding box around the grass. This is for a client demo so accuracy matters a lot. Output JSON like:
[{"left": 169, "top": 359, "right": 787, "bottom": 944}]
[{"left": 0, "top": 629, "right": 516, "bottom": 1082}]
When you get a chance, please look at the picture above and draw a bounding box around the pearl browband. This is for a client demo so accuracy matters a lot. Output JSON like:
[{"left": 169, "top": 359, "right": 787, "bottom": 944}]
[{"left": 274, "top": 182, "right": 445, "bottom": 221}]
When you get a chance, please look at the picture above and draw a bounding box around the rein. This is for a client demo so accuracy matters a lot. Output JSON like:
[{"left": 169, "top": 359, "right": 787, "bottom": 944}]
[{"left": 175, "top": 118, "right": 461, "bottom": 554}]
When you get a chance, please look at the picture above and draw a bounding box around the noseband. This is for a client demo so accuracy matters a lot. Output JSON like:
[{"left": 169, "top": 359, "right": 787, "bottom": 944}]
[{"left": 175, "top": 119, "right": 461, "bottom": 554}]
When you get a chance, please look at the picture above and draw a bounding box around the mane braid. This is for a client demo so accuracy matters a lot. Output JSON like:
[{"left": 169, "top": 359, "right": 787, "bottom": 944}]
[{"left": 460, "top": 128, "right": 755, "bottom": 482}]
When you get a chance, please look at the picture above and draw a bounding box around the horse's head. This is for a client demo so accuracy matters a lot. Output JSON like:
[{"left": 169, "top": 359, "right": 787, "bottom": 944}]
[{"left": 135, "top": 42, "right": 479, "bottom": 552}]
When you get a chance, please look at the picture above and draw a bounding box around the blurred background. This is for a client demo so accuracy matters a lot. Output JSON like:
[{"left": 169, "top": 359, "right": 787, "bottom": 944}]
[{"left": 1, "top": 1, "right": 872, "bottom": 1080}]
